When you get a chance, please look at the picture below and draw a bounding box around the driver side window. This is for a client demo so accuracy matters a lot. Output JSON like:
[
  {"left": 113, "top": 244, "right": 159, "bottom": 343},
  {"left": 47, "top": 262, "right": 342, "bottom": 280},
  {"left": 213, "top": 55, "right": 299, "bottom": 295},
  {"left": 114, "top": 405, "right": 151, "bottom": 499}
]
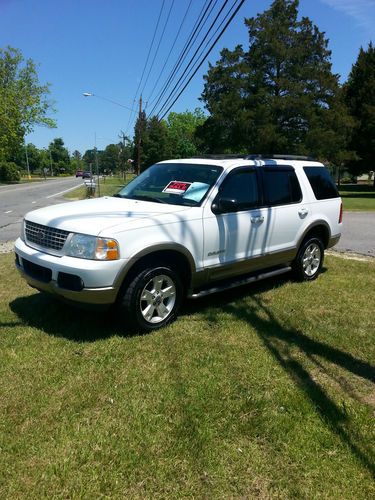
[{"left": 218, "top": 168, "right": 259, "bottom": 211}]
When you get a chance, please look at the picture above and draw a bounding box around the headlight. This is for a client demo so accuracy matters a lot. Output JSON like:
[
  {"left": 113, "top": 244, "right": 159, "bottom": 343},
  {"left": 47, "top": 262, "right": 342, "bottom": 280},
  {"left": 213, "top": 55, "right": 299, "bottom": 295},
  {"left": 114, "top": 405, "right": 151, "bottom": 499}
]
[{"left": 65, "top": 234, "right": 119, "bottom": 260}]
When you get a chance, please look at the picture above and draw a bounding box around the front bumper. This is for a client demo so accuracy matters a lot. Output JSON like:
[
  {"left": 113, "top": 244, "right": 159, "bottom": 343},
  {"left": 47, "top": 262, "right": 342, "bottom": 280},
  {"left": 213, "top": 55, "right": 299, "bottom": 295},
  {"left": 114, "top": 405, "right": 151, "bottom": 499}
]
[{"left": 15, "top": 238, "right": 123, "bottom": 305}]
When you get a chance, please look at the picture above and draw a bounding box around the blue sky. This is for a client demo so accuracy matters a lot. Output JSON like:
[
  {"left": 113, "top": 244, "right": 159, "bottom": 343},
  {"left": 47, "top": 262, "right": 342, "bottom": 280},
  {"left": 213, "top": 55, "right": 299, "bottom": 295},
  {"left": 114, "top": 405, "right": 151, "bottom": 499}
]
[{"left": 1, "top": 0, "right": 374, "bottom": 154}]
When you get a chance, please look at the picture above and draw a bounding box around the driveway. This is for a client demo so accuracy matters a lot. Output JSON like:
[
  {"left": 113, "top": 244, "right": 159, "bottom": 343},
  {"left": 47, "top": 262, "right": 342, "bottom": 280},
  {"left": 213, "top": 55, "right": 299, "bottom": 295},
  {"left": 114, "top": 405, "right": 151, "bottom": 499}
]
[{"left": 335, "top": 211, "right": 374, "bottom": 257}]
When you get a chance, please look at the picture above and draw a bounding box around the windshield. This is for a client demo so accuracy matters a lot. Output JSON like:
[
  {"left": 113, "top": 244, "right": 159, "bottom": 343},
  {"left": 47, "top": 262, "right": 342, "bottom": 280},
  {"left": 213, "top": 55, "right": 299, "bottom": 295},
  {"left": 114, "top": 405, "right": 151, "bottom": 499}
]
[{"left": 116, "top": 163, "right": 223, "bottom": 206}]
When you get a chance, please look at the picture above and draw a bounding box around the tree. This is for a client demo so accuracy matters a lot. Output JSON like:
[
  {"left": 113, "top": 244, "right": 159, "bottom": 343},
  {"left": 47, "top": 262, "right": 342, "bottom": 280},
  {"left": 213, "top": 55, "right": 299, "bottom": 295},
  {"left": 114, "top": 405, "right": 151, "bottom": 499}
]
[
  {"left": 101, "top": 144, "right": 120, "bottom": 173},
  {"left": 71, "top": 149, "right": 84, "bottom": 173},
  {"left": 0, "top": 46, "right": 56, "bottom": 163},
  {"left": 198, "top": 0, "right": 352, "bottom": 162},
  {"left": 48, "top": 138, "right": 70, "bottom": 173},
  {"left": 344, "top": 42, "right": 375, "bottom": 186},
  {"left": 167, "top": 109, "right": 206, "bottom": 158},
  {"left": 142, "top": 116, "right": 169, "bottom": 169},
  {"left": 118, "top": 132, "right": 133, "bottom": 178},
  {"left": 25, "top": 143, "right": 41, "bottom": 173},
  {"left": 133, "top": 110, "right": 148, "bottom": 173}
]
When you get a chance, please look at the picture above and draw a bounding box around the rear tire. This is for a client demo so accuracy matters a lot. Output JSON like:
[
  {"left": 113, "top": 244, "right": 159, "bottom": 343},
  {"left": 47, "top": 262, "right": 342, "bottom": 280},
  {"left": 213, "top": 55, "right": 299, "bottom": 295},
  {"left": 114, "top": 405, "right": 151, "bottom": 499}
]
[
  {"left": 292, "top": 237, "right": 324, "bottom": 281},
  {"left": 119, "top": 266, "right": 183, "bottom": 332}
]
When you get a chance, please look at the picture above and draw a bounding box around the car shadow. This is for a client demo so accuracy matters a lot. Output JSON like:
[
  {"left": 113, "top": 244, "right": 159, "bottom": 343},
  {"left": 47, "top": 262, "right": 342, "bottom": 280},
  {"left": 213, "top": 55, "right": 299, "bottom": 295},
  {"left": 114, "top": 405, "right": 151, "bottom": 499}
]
[
  {"left": 9, "top": 292, "right": 139, "bottom": 342},
  {"left": 182, "top": 273, "right": 375, "bottom": 477}
]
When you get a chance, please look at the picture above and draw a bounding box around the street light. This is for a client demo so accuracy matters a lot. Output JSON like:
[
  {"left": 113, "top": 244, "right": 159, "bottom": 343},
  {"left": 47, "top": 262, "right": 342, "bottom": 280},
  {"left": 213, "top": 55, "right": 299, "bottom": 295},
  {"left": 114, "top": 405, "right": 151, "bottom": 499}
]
[{"left": 82, "top": 92, "right": 133, "bottom": 111}]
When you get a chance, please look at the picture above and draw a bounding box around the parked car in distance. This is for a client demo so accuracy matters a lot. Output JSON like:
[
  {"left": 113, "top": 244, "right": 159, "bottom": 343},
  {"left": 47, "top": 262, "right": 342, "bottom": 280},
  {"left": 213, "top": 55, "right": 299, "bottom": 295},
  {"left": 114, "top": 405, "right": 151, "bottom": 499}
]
[
  {"left": 82, "top": 171, "right": 91, "bottom": 179},
  {"left": 15, "top": 154, "right": 342, "bottom": 332},
  {"left": 75, "top": 170, "right": 83, "bottom": 177}
]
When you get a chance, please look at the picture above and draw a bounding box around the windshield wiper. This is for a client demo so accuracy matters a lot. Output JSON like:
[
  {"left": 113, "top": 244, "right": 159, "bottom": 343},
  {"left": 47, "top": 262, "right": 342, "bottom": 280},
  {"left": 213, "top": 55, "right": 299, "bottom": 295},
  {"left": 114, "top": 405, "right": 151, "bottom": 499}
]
[
  {"left": 113, "top": 193, "right": 123, "bottom": 198},
  {"left": 131, "top": 195, "right": 166, "bottom": 204}
]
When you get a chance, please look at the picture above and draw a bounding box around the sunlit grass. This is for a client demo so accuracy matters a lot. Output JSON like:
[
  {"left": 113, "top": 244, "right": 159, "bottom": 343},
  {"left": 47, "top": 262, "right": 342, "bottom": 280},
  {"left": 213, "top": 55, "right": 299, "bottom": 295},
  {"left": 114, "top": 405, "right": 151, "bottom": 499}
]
[
  {"left": 64, "top": 175, "right": 134, "bottom": 200},
  {"left": 340, "top": 184, "right": 375, "bottom": 211},
  {"left": 0, "top": 253, "right": 374, "bottom": 498}
]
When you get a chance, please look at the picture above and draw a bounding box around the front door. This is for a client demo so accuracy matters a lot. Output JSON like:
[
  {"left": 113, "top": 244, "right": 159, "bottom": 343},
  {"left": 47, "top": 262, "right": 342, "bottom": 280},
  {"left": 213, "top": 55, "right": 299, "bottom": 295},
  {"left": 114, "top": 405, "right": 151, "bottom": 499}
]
[{"left": 202, "top": 167, "right": 270, "bottom": 281}]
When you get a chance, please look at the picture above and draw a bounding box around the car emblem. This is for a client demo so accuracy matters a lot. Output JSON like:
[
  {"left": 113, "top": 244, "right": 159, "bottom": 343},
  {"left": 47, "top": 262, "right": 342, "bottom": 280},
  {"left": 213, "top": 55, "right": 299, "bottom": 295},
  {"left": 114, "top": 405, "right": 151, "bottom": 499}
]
[{"left": 36, "top": 230, "right": 45, "bottom": 241}]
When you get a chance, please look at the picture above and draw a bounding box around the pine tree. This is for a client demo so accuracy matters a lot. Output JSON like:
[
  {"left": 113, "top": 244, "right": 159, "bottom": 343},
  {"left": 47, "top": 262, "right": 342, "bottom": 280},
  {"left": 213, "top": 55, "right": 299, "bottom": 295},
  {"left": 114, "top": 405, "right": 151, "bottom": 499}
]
[
  {"left": 345, "top": 42, "right": 375, "bottom": 186},
  {"left": 198, "top": 0, "right": 352, "bottom": 162}
]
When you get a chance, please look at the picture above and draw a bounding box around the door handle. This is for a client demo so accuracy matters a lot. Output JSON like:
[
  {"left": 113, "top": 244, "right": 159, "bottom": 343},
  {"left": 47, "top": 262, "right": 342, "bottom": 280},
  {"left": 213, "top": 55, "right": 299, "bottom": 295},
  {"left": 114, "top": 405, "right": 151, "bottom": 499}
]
[{"left": 251, "top": 216, "right": 264, "bottom": 224}]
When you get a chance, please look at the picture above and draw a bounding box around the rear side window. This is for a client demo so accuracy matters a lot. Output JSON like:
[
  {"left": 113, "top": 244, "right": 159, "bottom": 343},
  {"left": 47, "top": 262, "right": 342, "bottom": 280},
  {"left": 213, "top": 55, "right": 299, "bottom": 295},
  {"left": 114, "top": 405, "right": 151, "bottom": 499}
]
[
  {"left": 262, "top": 168, "right": 302, "bottom": 206},
  {"left": 303, "top": 166, "right": 339, "bottom": 199}
]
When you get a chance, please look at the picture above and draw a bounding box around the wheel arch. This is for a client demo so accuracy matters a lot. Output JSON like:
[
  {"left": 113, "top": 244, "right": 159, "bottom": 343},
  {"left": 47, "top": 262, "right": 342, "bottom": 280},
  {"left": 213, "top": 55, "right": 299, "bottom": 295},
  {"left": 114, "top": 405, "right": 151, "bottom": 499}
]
[
  {"left": 298, "top": 221, "right": 331, "bottom": 250},
  {"left": 114, "top": 244, "right": 195, "bottom": 299}
]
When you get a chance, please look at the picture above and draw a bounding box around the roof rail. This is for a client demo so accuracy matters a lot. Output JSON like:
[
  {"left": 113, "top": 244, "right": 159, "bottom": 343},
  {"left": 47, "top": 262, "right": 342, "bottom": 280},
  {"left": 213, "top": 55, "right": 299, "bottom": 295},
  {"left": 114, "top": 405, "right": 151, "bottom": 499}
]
[
  {"left": 245, "top": 154, "right": 316, "bottom": 161},
  {"left": 191, "top": 153, "right": 316, "bottom": 161},
  {"left": 192, "top": 154, "right": 248, "bottom": 159}
]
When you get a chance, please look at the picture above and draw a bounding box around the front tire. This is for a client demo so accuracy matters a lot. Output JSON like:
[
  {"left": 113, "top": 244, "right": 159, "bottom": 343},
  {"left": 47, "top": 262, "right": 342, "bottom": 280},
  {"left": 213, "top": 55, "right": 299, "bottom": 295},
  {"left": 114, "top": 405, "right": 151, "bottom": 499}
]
[
  {"left": 292, "top": 237, "right": 324, "bottom": 281},
  {"left": 119, "top": 266, "right": 183, "bottom": 332}
]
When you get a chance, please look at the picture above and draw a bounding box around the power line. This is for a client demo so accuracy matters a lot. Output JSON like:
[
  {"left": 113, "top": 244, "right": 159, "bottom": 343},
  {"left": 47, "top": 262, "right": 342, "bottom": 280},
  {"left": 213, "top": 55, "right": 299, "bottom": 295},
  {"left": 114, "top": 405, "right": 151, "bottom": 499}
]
[
  {"left": 153, "top": 0, "right": 231, "bottom": 118},
  {"left": 147, "top": 0, "right": 217, "bottom": 115},
  {"left": 141, "top": 0, "right": 176, "bottom": 99},
  {"left": 158, "top": 0, "right": 246, "bottom": 120},
  {"left": 145, "top": 0, "right": 193, "bottom": 106},
  {"left": 125, "top": 0, "right": 166, "bottom": 135}
]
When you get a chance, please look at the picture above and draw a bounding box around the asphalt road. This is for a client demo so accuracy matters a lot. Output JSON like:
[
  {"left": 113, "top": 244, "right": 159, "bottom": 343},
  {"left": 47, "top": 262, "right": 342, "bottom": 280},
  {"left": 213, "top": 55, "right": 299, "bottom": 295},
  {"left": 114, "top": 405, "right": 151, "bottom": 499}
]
[
  {"left": 335, "top": 211, "right": 374, "bottom": 257},
  {"left": 0, "top": 177, "right": 82, "bottom": 243}
]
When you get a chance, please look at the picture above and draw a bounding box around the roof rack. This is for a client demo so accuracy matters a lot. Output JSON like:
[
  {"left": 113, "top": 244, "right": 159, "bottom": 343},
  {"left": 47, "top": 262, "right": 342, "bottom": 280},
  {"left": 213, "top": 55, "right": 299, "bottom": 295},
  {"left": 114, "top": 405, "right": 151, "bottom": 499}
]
[
  {"left": 245, "top": 154, "right": 316, "bottom": 161},
  {"left": 192, "top": 154, "right": 316, "bottom": 161},
  {"left": 192, "top": 154, "right": 248, "bottom": 159}
]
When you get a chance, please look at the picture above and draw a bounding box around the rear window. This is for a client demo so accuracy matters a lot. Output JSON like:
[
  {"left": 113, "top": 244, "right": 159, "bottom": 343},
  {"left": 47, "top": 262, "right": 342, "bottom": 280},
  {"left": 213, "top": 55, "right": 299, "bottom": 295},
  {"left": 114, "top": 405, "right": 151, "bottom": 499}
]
[
  {"left": 303, "top": 166, "right": 339, "bottom": 199},
  {"left": 262, "top": 168, "right": 302, "bottom": 206}
]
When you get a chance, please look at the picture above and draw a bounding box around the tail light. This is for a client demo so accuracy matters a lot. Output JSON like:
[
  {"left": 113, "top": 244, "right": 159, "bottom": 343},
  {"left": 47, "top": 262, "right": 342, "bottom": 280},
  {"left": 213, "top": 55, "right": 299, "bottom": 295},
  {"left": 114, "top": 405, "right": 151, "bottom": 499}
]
[{"left": 339, "top": 202, "right": 343, "bottom": 223}]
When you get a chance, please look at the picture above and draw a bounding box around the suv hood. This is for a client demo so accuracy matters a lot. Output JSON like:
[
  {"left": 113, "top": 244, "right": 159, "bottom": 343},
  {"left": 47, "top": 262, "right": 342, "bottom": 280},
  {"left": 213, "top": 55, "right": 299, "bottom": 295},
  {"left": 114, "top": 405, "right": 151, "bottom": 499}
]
[{"left": 25, "top": 196, "right": 191, "bottom": 235}]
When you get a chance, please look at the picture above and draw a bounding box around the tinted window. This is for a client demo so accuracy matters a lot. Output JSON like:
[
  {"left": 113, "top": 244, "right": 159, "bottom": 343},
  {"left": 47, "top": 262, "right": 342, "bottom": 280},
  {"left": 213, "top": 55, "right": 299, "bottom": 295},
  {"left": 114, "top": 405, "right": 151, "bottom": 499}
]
[
  {"left": 219, "top": 169, "right": 259, "bottom": 210},
  {"left": 262, "top": 168, "right": 302, "bottom": 205},
  {"left": 303, "top": 167, "right": 339, "bottom": 199}
]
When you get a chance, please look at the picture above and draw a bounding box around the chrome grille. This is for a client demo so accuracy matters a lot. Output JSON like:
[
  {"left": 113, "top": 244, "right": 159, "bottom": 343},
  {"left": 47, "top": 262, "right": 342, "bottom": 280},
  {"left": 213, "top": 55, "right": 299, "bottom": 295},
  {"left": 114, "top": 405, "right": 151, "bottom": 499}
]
[{"left": 25, "top": 221, "right": 69, "bottom": 251}]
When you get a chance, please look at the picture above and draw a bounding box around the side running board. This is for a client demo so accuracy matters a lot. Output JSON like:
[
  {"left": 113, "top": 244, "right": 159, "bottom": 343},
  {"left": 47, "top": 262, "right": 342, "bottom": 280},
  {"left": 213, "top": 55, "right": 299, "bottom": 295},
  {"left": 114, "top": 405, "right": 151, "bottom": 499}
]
[{"left": 189, "top": 266, "right": 292, "bottom": 299}]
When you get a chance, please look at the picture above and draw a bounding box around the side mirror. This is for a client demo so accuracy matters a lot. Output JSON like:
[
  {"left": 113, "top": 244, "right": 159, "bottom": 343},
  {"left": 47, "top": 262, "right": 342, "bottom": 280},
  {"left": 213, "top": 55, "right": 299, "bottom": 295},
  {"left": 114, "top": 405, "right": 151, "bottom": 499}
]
[{"left": 212, "top": 197, "right": 238, "bottom": 214}]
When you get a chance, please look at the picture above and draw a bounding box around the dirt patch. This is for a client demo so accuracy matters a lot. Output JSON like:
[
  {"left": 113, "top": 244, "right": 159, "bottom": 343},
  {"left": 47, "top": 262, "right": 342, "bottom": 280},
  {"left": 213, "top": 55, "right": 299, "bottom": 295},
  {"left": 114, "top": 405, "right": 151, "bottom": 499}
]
[
  {"left": 0, "top": 241, "right": 15, "bottom": 254},
  {"left": 327, "top": 250, "right": 375, "bottom": 263}
]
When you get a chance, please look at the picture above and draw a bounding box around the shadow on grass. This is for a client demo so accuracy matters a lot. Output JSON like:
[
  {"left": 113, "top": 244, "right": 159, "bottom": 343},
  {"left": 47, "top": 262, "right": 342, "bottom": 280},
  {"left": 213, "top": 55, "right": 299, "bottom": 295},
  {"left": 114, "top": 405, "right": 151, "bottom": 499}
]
[
  {"left": 184, "top": 277, "right": 375, "bottom": 477},
  {"left": 339, "top": 184, "right": 374, "bottom": 193},
  {"left": 340, "top": 193, "right": 375, "bottom": 199},
  {"left": 9, "top": 292, "right": 137, "bottom": 342}
]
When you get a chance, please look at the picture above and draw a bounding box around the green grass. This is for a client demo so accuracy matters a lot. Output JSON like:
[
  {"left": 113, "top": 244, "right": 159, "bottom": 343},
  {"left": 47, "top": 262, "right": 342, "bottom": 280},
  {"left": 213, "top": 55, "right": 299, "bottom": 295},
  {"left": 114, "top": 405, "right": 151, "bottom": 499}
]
[
  {"left": 64, "top": 175, "right": 134, "bottom": 200},
  {"left": 340, "top": 184, "right": 375, "bottom": 211},
  {"left": 1, "top": 253, "right": 374, "bottom": 498}
]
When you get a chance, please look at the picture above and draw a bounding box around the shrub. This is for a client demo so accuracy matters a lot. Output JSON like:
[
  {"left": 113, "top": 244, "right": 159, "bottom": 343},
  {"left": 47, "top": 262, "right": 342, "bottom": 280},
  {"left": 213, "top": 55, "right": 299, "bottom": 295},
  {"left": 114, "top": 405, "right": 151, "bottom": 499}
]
[{"left": 0, "top": 162, "right": 21, "bottom": 182}]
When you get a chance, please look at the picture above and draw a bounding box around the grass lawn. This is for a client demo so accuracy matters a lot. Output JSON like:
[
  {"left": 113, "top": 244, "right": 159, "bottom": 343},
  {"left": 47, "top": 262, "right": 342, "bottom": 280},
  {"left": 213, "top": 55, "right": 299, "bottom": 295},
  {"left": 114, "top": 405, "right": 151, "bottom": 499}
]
[
  {"left": 64, "top": 175, "right": 133, "bottom": 200},
  {"left": 0, "top": 253, "right": 374, "bottom": 498},
  {"left": 339, "top": 184, "right": 375, "bottom": 211}
]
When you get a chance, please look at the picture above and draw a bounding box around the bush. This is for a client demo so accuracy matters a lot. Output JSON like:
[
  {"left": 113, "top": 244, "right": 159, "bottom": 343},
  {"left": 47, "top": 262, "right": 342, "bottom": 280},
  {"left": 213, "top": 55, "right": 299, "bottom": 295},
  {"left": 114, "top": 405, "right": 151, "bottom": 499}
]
[{"left": 0, "top": 162, "right": 21, "bottom": 182}]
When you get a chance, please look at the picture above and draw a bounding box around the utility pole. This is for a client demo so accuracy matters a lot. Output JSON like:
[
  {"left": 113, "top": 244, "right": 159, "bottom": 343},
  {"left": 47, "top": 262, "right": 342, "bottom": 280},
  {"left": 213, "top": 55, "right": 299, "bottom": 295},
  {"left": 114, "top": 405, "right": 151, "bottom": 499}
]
[
  {"left": 24, "top": 144, "right": 31, "bottom": 179},
  {"left": 137, "top": 95, "right": 142, "bottom": 176},
  {"left": 49, "top": 150, "right": 53, "bottom": 176},
  {"left": 94, "top": 132, "right": 100, "bottom": 197}
]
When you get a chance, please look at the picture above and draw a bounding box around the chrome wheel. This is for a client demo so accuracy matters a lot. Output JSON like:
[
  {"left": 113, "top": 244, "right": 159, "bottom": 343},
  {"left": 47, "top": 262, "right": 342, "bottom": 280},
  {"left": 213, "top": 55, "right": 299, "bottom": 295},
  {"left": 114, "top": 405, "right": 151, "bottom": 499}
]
[
  {"left": 302, "top": 243, "right": 321, "bottom": 277},
  {"left": 139, "top": 274, "right": 176, "bottom": 324}
]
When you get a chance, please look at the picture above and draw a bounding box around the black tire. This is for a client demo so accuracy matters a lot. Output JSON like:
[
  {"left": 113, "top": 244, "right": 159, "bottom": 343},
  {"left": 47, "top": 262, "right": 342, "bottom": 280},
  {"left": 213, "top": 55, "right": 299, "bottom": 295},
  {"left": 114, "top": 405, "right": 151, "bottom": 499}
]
[
  {"left": 118, "top": 266, "right": 183, "bottom": 332},
  {"left": 292, "top": 237, "right": 324, "bottom": 282}
]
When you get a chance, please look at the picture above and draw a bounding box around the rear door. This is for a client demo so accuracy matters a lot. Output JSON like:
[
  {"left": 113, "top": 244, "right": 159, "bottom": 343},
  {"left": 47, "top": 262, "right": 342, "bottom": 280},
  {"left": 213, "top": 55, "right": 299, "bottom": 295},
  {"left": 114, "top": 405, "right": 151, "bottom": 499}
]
[{"left": 258, "top": 166, "right": 306, "bottom": 259}]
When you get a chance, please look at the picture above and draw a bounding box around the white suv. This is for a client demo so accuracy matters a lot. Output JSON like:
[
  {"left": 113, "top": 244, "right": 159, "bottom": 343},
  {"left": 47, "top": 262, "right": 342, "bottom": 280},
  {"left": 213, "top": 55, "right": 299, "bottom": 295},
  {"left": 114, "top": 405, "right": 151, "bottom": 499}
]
[{"left": 15, "top": 155, "right": 342, "bottom": 331}]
